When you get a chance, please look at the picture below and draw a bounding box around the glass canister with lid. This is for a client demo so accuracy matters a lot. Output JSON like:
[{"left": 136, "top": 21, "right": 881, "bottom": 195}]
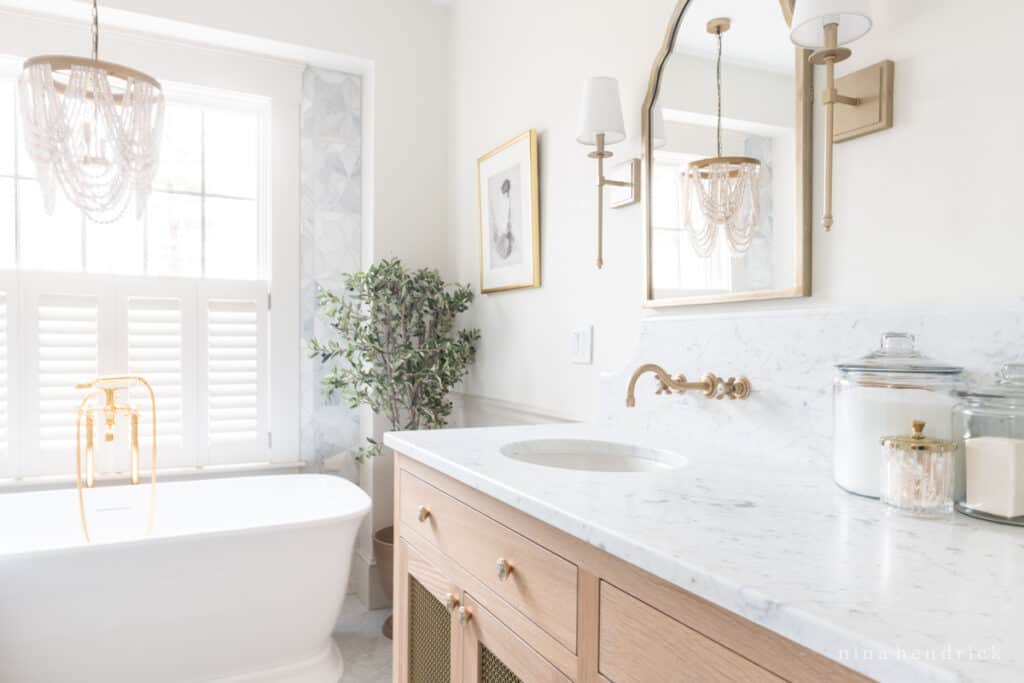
[
  {"left": 954, "top": 363, "right": 1024, "bottom": 525},
  {"left": 834, "top": 332, "right": 964, "bottom": 498},
  {"left": 880, "top": 420, "right": 957, "bottom": 515}
]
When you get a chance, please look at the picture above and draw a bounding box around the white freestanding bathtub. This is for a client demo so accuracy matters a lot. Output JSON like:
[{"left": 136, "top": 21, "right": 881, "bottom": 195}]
[{"left": 0, "top": 474, "right": 371, "bottom": 683}]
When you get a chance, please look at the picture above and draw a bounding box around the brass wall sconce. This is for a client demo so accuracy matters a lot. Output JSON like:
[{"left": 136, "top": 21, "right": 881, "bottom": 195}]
[
  {"left": 576, "top": 76, "right": 638, "bottom": 269},
  {"left": 790, "top": 0, "right": 894, "bottom": 231}
]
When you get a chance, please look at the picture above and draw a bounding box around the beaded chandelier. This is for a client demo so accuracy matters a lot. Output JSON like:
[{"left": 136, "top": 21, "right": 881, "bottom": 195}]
[
  {"left": 19, "top": 0, "right": 165, "bottom": 223},
  {"left": 683, "top": 17, "right": 760, "bottom": 257}
]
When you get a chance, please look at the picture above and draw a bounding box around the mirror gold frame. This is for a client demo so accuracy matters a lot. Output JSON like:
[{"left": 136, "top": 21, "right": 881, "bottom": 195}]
[{"left": 641, "top": 0, "right": 813, "bottom": 308}]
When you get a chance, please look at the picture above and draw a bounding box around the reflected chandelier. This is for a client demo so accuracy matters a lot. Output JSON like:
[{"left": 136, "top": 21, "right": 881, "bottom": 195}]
[
  {"left": 19, "top": 0, "right": 165, "bottom": 223},
  {"left": 684, "top": 17, "right": 760, "bottom": 257}
]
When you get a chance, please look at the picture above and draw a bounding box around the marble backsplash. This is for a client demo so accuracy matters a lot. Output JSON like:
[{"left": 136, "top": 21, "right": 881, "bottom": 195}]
[{"left": 598, "top": 302, "right": 1024, "bottom": 464}]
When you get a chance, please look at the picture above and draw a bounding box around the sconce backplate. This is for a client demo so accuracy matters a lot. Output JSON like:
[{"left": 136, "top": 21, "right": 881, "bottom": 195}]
[{"left": 834, "top": 60, "right": 895, "bottom": 143}]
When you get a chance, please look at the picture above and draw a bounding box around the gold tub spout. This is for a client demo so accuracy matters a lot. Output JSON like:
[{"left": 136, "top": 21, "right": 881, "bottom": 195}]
[
  {"left": 74, "top": 375, "right": 158, "bottom": 542},
  {"left": 625, "top": 363, "right": 751, "bottom": 407}
]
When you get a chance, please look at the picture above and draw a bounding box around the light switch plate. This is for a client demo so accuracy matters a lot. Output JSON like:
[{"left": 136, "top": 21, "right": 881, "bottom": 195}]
[{"left": 570, "top": 326, "right": 593, "bottom": 365}]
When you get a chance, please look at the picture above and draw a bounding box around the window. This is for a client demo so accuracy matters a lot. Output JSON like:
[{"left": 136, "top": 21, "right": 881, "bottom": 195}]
[{"left": 0, "top": 62, "right": 272, "bottom": 481}]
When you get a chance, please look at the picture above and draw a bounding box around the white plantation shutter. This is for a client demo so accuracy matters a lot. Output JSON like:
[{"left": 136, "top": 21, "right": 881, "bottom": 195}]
[
  {"left": 200, "top": 282, "right": 269, "bottom": 465},
  {"left": 0, "top": 289, "right": 8, "bottom": 472},
  {"left": 119, "top": 286, "right": 197, "bottom": 471},
  {"left": 20, "top": 283, "right": 101, "bottom": 477},
  {"left": 0, "top": 274, "right": 20, "bottom": 479},
  {"left": 3, "top": 275, "right": 271, "bottom": 481}
]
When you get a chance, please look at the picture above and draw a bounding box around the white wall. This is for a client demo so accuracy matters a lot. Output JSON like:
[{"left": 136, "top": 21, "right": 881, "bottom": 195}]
[
  {"left": 91, "top": 0, "right": 451, "bottom": 275},
  {"left": 448, "top": 0, "right": 1024, "bottom": 422}
]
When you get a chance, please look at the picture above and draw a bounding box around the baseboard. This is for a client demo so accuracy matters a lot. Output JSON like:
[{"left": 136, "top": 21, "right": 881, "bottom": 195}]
[{"left": 350, "top": 548, "right": 390, "bottom": 610}]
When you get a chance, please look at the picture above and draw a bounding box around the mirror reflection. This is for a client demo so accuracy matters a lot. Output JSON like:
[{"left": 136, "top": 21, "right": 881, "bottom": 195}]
[{"left": 648, "top": 0, "right": 806, "bottom": 303}]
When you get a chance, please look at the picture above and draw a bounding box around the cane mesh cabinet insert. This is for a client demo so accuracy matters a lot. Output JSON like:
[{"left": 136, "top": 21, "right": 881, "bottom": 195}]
[
  {"left": 408, "top": 577, "right": 451, "bottom": 683},
  {"left": 480, "top": 646, "right": 523, "bottom": 683}
]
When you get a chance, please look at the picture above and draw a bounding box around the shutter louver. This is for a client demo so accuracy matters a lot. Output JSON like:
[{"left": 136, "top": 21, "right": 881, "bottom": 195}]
[
  {"left": 37, "top": 294, "right": 99, "bottom": 454},
  {"left": 126, "top": 297, "right": 183, "bottom": 452},
  {"left": 205, "top": 291, "right": 267, "bottom": 463}
]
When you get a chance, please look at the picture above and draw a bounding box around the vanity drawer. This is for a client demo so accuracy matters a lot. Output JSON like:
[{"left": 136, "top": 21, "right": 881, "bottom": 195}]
[
  {"left": 599, "top": 581, "right": 784, "bottom": 683},
  {"left": 399, "top": 470, "right": 578, "bottom": 652}
]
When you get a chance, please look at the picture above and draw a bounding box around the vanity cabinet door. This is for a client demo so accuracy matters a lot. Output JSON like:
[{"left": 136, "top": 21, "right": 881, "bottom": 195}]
[
  {"left": 460, "top": 593, "right": 573, "bottom": 683},
  {"left": 396, "top": 538, "right": 462, "bottom": 683},
  {"left": 599, "top": 582, "right": 784, "bottom": 683}
]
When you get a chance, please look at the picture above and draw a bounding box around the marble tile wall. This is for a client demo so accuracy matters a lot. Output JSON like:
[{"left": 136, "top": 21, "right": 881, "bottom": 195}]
[
  {"left": 300, "top": 67, "right": 363, "bottom": 475},
  {"left": 598, "top": 302, "right": 1024, "bottom": 465}
]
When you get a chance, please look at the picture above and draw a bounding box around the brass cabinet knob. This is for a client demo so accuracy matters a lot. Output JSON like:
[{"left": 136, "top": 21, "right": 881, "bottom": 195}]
[
  {"left": 457, "top": 605, "right": 473, "bottom": 625},
  {"left": 496, "top": 558, "right": 514, "bottom": 581},
  {"left": 445, "top": 593, "right": 460, "bottom": 612},
  {"left": 417, "top": 505, "right": 431, "bottom": 522}
]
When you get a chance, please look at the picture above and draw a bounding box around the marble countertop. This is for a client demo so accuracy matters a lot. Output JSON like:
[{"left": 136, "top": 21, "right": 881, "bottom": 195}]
[{"left": 384, "top": 423, "right": 1024, "bottom": 683}]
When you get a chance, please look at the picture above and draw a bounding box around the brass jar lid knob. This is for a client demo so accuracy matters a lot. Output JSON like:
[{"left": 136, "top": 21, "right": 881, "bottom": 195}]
[
  {"left": 457, "top": 605, "right": 473, "bottom": 625},
  {"left": 496, "top": 558, "right": 514, "bottom": 581},
  {"left": 445, "top": 593, "right": 459, "bottom": 613},
  {"left": 417, "top": 505, "right": 431, "bottom": 523}
]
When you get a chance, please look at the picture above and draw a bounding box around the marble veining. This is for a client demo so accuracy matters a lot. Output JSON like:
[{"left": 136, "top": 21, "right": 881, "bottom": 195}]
[{"left": 385, "top": 422, "right": 1024, "bottom": 682}]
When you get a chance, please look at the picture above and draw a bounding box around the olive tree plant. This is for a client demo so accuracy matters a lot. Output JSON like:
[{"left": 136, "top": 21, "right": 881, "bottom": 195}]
[{"left": 309, "top": 258, "right": 481, "bottom": 462}]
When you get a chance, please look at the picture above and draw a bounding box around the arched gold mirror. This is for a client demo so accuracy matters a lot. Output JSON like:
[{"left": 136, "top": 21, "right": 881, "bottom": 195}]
[{"left": 642, "top": 0, "right": 812, "bottom": 307}]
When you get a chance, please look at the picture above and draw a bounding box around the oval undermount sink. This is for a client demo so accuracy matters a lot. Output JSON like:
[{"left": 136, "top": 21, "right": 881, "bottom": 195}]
[{"left": 499, "top": 439, "right": 685, "bottom": 473}]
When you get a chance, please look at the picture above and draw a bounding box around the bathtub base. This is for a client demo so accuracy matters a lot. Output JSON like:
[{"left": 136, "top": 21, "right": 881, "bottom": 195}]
[{"left": 214, "top": 640, "right": 343, "bottom": 683}]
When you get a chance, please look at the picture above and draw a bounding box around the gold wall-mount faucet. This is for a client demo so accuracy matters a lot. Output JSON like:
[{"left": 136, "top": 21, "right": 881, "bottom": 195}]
[{"left": 625, "top": 363, "right": 751, "bottom": 407}]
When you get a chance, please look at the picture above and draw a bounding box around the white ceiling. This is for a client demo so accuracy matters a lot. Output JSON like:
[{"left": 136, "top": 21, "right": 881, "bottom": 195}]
[{"left": 671, "top": 0, "right": 794, "bottom": 74}]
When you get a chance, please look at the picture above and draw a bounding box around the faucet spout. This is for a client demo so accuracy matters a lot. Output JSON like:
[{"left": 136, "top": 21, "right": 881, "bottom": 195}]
[{"left": 625, "top": 363, "right": 675, "bottom": 407}]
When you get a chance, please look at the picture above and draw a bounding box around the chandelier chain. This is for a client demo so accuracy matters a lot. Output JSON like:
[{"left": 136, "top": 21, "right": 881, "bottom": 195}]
[
  {"left": 91, "top": 0, "right": 99, "bottom": 60},
  {"left": 715, "top": 27, "right": 722, "bottom": 158}
]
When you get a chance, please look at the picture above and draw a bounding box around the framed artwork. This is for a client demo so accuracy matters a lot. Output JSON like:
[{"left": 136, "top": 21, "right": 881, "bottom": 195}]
[{"left": 477, "top": 129, "right": 540, "bottom": 293}]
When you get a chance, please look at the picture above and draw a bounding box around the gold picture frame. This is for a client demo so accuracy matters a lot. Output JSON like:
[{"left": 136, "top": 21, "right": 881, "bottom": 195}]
[{"left": 477, "top": 129, "right": 541, "bottom": 293}]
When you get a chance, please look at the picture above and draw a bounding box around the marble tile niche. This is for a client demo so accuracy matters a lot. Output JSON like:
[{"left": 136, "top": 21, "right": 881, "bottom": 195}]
[{"left": 300, "top": 67, "right": 363, "bottom": 476}]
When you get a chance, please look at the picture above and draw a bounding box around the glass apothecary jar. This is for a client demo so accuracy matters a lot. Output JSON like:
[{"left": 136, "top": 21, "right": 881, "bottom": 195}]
[
  {"left": 880, "top": 420, "right": 956, "bottom": 515},
  {"left": 954, "top": 363, "right": 1024, "bottom": 526},
  {"left": 834, "top": 332, "right": 963, "bottom": 498}
]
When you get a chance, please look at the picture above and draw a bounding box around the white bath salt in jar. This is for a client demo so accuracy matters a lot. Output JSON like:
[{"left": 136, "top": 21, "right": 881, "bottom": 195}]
[
  {"left": 833, "top": 332, "right": 963, "bottom": 498},
  {"left": 880, "top": 420, "right": 956, "bottom": 516},
  {"left": 954, "top": 363, "right": 1024, "bottom": 525}
]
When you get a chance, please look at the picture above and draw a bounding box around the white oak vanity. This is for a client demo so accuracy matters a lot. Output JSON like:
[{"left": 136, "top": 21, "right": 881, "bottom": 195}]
[{"left": 391, "top": 453, "right": 864, "bottom": 682}]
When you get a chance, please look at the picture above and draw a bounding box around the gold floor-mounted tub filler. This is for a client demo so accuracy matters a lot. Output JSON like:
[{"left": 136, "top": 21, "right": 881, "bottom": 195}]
[
  {"left": 625, "top": 363, "right": 751, "bottom": 407},
  {"left": 74, "top": 375, "right": 158, "bottom": 542}
]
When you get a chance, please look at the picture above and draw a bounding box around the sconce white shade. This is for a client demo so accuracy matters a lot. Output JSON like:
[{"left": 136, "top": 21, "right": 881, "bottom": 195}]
[
  {"left": 651, "top": 106, "right": 666, "bottom": 150},
  {"left": 790, "top": 0, "right": 872, "bottom": 48},
  {"left": 576, "top": 76, "right": 626, "bottom": 146}
]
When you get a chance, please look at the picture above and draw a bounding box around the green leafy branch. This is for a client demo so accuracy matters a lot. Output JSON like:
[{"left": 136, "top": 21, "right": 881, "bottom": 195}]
[{"left": 309, "top": 258, "right": 481, "bottom": 462}]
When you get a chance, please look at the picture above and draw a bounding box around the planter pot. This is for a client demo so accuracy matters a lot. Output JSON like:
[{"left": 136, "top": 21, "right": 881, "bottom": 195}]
[{"left": 372, "top": 525, "right": 394, "bottom": 639}]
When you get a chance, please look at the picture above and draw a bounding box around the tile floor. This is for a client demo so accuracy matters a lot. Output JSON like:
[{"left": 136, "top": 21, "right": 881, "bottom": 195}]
[{"left": 333, "top": 597, "right": 393, "bottom": 682}]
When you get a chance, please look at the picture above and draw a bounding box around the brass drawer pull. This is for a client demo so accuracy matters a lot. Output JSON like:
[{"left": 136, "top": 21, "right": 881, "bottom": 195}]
[
  {"left": 445, "top": 593, "right": 460, "bottom": 613},
  {"left": 496, "top": 558, "right": 514, "bottom": 581},
  {"left": 417, "top": 505, "right": 431, "bottom": 522},
  {"left": 457, "top": 605, "right": 473, "bottom": 625}
]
